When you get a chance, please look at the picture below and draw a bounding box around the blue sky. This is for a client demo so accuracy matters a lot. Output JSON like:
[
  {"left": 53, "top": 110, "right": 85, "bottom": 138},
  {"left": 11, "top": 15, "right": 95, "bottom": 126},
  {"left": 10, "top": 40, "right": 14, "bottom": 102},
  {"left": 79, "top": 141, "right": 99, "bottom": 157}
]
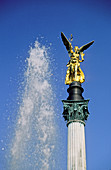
[{"left": 0, "top": 0, "right": 111, "bottom": 170}]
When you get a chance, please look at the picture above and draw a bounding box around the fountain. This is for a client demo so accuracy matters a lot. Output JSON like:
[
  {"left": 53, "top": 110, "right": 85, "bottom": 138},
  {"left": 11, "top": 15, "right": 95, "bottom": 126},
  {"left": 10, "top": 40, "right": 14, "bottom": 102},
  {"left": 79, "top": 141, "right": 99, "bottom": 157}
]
[{"left": 10, "top": 41, "right": 58, "bottom": 170}]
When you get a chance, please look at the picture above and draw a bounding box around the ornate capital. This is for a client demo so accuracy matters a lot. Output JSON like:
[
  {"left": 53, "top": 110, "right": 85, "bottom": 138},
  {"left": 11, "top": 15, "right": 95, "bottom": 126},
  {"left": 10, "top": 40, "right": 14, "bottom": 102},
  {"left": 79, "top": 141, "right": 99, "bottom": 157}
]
[{"left": 62, "top": 100, "right": 89, "bottom": 126}]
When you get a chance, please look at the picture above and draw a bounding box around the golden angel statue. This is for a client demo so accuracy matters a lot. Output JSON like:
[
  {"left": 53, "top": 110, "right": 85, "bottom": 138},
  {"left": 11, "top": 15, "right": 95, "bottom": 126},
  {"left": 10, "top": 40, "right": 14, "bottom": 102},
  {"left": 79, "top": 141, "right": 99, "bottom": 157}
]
[{"left": 61, "top": 32, "right": 94, "bottom": 85}]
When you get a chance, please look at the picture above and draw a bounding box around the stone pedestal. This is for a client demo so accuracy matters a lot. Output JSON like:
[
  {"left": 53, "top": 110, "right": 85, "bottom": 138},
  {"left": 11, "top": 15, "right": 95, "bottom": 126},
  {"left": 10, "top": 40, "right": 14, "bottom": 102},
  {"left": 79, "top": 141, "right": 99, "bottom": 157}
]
[{"left": 62, "top": 82, "right": 89, "bottom": 170}]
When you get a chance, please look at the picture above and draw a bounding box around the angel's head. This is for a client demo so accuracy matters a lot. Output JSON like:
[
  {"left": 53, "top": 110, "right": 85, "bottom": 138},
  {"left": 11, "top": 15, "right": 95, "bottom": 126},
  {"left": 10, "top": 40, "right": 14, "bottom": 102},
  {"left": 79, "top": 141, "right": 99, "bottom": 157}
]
[{"left": 74, "top": 46, "right": 79, "bottom": 53}]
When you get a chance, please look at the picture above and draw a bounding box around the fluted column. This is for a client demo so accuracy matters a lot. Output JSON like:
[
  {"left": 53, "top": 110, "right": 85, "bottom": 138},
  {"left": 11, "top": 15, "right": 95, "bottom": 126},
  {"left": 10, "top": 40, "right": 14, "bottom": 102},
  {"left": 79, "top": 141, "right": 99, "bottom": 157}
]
[
  {"left": 62, "top": 81, "right": 89, "bottom": 170},
  {"left": 67, "top": 122, "right": 86, "bottom": 170}
]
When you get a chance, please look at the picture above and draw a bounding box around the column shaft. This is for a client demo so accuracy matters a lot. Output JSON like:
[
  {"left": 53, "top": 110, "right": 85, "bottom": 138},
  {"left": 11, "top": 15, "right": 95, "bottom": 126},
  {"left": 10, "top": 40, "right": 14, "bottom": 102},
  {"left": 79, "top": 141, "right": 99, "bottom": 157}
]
[{"left": 67, "top": 122, "right": 86, "bottom": 170}]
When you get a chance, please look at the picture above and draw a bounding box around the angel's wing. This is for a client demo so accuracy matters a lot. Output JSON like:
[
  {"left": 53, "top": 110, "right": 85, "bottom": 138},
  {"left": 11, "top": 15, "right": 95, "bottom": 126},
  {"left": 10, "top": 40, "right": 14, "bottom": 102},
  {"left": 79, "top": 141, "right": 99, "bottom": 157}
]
[
  {"left": 79, "top": 40, "right": 94, "bottom": 53},
  {"left": 61, "top": 32, "right": 73, "bottom": 52}
]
